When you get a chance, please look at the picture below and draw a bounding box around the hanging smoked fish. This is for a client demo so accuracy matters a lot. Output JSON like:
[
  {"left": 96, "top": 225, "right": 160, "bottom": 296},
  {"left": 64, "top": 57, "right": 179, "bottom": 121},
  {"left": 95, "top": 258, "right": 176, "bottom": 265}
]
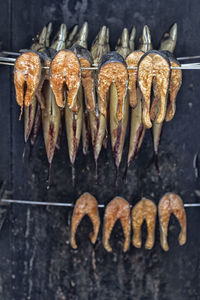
[
  {"left": 129, "top": 26, "right": 136, "bottom": 52},
  {"left": 66, "top": 25, "right": 79, "bottom": 48},
  {"left": 63, "top": 27, "right": 89, "bottom": 185},
  {"left": 71, "top": 44, "right": 96, "bottom": 156},
  {"left": 91, "top": 26, "right": 110, "bottom": 169},
  {"left": 109, "top": 29, "right": 131, "bottom": 181},
  {"left": 138, "top": 50, "right": 171, "bottom": 129},
  {"left": 26, "top": 23, "right": 53, "bottom": 147},
  {"left": 42, "top": 24, "right": 67, "bottom": 186},
  {"left": 151, "top": 23, "right": 179, "bottom": 172},
  {"left": 125, "top": 25, "right": 152, "bottom": 178}
]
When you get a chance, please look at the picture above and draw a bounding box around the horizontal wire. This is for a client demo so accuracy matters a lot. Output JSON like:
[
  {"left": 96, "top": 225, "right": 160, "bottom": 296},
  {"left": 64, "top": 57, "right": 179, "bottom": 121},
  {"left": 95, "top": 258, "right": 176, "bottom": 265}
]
[
  {"left": 1, "top": 60, "right": 200, "bottom": 70},
  {"left": 2, "top": 51, "right": 200, "bottom": 61},
  {"left": 1, "top": 199, "right": 199, "bottom": 208}
]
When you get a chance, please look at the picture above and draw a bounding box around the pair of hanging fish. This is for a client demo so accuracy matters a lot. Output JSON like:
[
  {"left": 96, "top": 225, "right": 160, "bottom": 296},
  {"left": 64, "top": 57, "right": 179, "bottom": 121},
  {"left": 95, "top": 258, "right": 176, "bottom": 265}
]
[
  {"left": 70, "top": 192, "right": 187, "bottom": 252},
  {"left": 14, "top": 22, "right": 182, "bottom": 185}
]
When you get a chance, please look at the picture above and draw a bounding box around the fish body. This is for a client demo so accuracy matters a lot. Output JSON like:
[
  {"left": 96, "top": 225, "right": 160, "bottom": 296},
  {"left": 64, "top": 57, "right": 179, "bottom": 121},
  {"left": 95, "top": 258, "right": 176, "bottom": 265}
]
[{"left": 152, "top": 23, "right": 178, "bottom": 167}]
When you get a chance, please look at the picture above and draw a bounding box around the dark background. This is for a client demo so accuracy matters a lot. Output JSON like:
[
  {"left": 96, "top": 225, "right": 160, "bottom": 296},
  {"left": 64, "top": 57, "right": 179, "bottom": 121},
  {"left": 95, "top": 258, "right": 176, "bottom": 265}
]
[{"left": 0, "top": 0, "right": 200, "bottom": 299}]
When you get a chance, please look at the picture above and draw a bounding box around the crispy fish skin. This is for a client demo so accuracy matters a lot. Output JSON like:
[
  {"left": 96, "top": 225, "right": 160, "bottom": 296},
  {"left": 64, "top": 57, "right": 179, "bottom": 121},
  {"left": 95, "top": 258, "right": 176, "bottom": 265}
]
[
  {"left": 65, "top": 85, "right": 83, "bottom": 165},
  {"left": 103, "top": 197, "right": 131, "bottom": 252},
  {"left": 163, "top": 53, "right": 182, "bottom": 122},
  {"left": 158, "top": 193, "right": 187, "bottom": 251},
  {"left": 14, "top": 51, "right": 42, "bottom": 119},
  {"left": 132, "top": 198, "right": 157, "bottom": 250},
  {"left": 97, "top": 51, "right": 128, "bottom": 122},
  {"left": 50, "top": 49, "right": 81, "bottom": 111},
  {"left": 70, "top": 192, "right": 100, "bottom": 249},
  {"left": 138, "top": 50, "right": 170, "bottom": 128},
  {"left": 126, "top": 50, "right": 144, "bottom": 108},
  {"left": 71, "top": 44, "right": 95, "bottom": 111}
]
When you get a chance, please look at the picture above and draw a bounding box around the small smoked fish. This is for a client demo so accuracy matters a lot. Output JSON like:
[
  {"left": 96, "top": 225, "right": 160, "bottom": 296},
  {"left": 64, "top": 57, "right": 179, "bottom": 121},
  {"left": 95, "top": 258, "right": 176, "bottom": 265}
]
[
  {"left": 152, "top": 23, "right": 178, "bottom": 169},
  {"left": 91, "top": 26, "right": 109, "bottom": 164},
  {"left": 24, "top": 25, "right": 49, "bottom": 143},
  {"left": 158, "top": 193, "right": 187, "bottom": 251},
  {"left": 71, "top": 30, "right": 91, "bottom": 157},
  {"left": 138, "top": 50, "right": 171, "bottom": 128},
  {"left": 132, "top": 198, "right": 157, "bottom": 249},
  {"left": 65, "top": 85, "right": 83, "bottom": 183},
  {"left": 103, "top": 197, "right": 131, "bottom": 252},
  {"left": 115, "top": 28, "right": 131, "bottom": 59},
  {"left": 129, "top": 26, "right": 136, "bottom": 52},
  {"left": 73, "top": 22, "right": 88, "bottom": 49},
  {"left": 14, "top": 51, "right": 42, "bottom": 119},
  {"left": 42, "top": 24, "right": 66, "bottom": 171},
  {"left": 66, "top": 24, "right": 79, "bottom": 48},
  {"left": 50, "top": 49, "right": 81, "bottom": 112},
  {"left": 126, "top": 26, "right": 153, "bottom": 172},
  {"left": 70, "top": 192, "right": 100, "bottom": 249},
  {"left": 109, "top": 30, "right": 131, "bottom": 172},
  {"left": 97, "top": 51, "right": 128, "bottom": 122},
  {"left": 91, "top": 26, "right": 108, "bottom": 64}
]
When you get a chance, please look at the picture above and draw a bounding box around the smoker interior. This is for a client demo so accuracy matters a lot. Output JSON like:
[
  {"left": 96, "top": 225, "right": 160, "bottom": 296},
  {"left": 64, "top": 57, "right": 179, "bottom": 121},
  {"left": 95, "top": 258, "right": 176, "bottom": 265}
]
[{"left": 0, "top": 0, "right": 200, "bottom": 299}]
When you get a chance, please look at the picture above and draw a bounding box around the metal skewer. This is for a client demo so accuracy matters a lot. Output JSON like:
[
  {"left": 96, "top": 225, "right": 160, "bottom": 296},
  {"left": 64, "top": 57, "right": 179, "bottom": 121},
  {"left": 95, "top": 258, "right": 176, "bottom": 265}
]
[
  {"left": 1, "top": 198, "right": 199, "bottom": 208},
  {"left": 1, "top": 59, "right": 200, "bottom": 70}
]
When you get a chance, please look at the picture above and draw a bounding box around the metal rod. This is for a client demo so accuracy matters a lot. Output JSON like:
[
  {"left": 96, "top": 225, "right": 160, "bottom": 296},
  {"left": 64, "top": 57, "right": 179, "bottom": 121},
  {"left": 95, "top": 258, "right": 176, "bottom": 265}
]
[
  {"left": 1, "top": 56, "right": 200, "bottom": 70},
  {"left": 2, "top": 51, "right": 200, "bottom": 61},
  {"left": 1, "top": 198, "right": 199, "bottom": 208}
]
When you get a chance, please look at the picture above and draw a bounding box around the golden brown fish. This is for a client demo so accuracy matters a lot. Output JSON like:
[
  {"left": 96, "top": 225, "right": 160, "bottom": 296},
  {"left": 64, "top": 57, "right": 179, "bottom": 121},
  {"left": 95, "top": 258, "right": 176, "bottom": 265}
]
[
  {"left": 50, "top": 49, "right": 81, "bottom": 112},
  {"left": 152, "top": 23, "right": 178, "bottom": 171},
  {"left": 91, "top": 26, "right": 110, "bottom": 166},
  {"left": 132, "top": 198, "right": 157, "bottom": 249},
  {"left": 103, "top": 197, "right": 131, "bottom": 252},
  {"left": 70, "top": 192, "right": 100, "bottom": 249},
  {"left": 97, "top": 51, "right": 128, "bottom": 122},
  {"left": 126, "top": 26, "right": 153, "bottom": 173},
  {"left": 158, "top": 193, "right": 187, "bottom": 251},
  {"left": 14, "top": 51, "right": 42, "bottom": 119},
  {"left": 138, "top": 50, "right": 171, "bottom": 128}
]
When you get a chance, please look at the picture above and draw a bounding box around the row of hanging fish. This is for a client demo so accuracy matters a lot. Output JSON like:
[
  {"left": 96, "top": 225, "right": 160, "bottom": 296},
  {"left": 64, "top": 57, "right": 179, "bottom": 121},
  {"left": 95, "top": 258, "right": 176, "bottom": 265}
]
[
  {"left": 13, "top": 21, "right": 182, "bottom": 184},
  {"left": 70, "top": 192, "right": 187, "bottom": 252}
]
